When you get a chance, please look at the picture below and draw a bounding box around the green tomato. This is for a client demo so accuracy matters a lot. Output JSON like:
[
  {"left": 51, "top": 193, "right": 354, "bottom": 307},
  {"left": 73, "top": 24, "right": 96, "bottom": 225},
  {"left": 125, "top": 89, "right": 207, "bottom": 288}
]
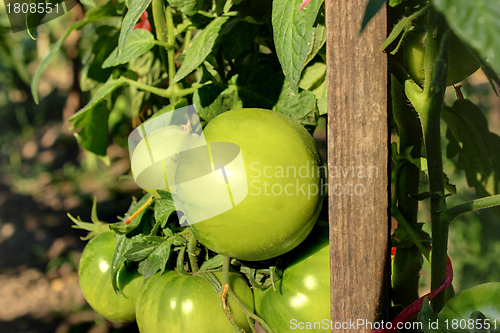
[
  {"left": 438, "top": 282, "right": 500, "bottom": 332},
  {"left": 78, "top": 231, "right": 144, "bottom": 323},
  {"left": 403, "top": 32, "right": 480, "bottom": 86},
  {"left": 136, "top": 271, "right": 254, "bottom": 333},
  {"left": 175, "top": 109, "right": 324, "bottom": 261},
  {"left": 130, "top": 125, "right": 199, "bottom": 196},
  {"left": 254, "top": 220, "right": 330, "bottom": 332}
]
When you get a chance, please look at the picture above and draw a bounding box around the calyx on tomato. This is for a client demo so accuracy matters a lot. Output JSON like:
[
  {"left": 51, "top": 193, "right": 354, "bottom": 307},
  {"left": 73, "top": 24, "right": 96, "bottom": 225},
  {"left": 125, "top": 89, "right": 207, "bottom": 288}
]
[
  {"left": 254, "top": 220, "right": 330, "bottom": 332},
  {"left": 78, "top": 231, "right": 144, "bottom": 323},
  {"left": 135, "top": 270, "right": 254, "bottom": 333},
  {"left": 402, "top": 31, "right": 480, "bottom": 87},
  {"left": 176, "top": 108, "right": 324, "bottom": 261}
]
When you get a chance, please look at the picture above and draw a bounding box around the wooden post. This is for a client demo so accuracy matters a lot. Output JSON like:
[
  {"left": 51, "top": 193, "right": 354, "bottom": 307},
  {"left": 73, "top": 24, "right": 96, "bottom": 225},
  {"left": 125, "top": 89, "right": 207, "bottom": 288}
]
[{"left": 326, "top": 1, "right": 389, "bottom": 332}]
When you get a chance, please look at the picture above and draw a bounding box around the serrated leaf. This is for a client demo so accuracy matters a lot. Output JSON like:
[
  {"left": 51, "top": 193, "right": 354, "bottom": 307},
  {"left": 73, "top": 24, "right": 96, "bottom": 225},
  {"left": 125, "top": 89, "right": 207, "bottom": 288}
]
[
  {"left": 154, "top": 194, "right": 176, "bottom": 229},
  {"left": 31, "top": 2, "right": 120, "bottom": 104},
  {"left": 173, "top": 16, "right": 230, "bottom": 82},
  {"left": 418, "top": 296, "right": 440, "bottom": 333},
  {"left": 118, "top": 0, "right": 153, "bottom": 54},
  {"left": 432, "top": 0, "right": 500, "bottom": 74},
  {"left": 221, "top": 20, "right": 259, "bottom": 60},
  {"left": 295, "top": 108, "right": 319, "bottom": 135},
  {"left": 272, "top": 81, "right": 317, "bottom": 119},
  {"left": 111, "top": 233, "right": 145, "bottom": 295},
  {"left": 87, "top": 33, "right": 120, "bottom": 82},
  {"left": 272, "top": 0, "right": 324, "bottom": 92},
  {"left": 200, "top": 255, "right": 224, "bottom": 270},
  {"left": 361, "top": 0, "right": 386, "bottom": 32},
  {"left": 123, "top": 236, "right": 165, "bottom": 261},
  {"left": 233, "top": 65, "right": 284, "bottom": 109},
  {"left": 138, "top": 238, "right": 174, "bottom": 278},
  {"left": 194, "top": 84, "right": 243, "bottom": 121},
  {"left": 303, "top": 10, "right": 325, "bottom": 67},
  {"left": 442, "top": 101, "right": 492, "bottom": 189},
  {"left": 103, "top": 29, "right": 155, "bottom": 68},
  {"left": 167, "top": 0, "right": 201, "bottom": 16},
  {"left": 69, "top": 77, "right": 129, "bottom": 123},
  {"left": 73, "top": 102, "right": 110, "bottom": 156}
]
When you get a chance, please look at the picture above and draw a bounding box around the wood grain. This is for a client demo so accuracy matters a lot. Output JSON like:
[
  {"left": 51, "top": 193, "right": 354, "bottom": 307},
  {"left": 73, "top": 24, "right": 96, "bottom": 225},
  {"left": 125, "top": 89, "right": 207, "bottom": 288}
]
[{"left": 326, "top": 1, "right": 389, "bottom": 332}]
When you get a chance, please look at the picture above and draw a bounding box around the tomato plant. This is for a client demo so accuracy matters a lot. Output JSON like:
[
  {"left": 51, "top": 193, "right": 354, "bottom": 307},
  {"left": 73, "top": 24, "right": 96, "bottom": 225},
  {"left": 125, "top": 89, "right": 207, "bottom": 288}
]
[
  {"left": 20, "top": 0, "right": 500, "bottom": 330},
  {"left": 136, "top": 270, "right": 254, "bottom": 333},
  {"left": 78, "top": 231, "right": 144, "bottom": 323},
  {"left": 177, "top": 108, "right": 324, "bottom": 261},
  {"left": 254, "top": 220, "right": 330, "bottom": 332}
]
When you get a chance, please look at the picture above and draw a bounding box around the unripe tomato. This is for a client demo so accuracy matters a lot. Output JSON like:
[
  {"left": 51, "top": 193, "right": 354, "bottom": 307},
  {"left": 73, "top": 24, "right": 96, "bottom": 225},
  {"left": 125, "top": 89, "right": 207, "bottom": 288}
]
[
  {"left": 136, "top": 270, "right": 254, "bottom": 333},
  {"left": 254, "top": 220, "right": 330, "bottom": 332},
  {"left": 175, "top": 108, "right": 324, "bottom": 261},
  {"left": 403, "top": 32, "right": 480, "bottom": 86},
  {"left": 130, "top": 125, "right": 199, "bottom": 196},
  {"left": 438, "top": 282, "right": 500, "bottom": 332},
  {"left": 78, "top": 231, "right": 144, "bottom": 323}
]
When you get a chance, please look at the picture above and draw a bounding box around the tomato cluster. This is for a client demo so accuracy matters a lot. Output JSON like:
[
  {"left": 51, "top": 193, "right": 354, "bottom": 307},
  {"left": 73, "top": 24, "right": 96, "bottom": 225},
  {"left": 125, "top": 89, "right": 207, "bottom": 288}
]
[{"left": 77, "top": 109, "right": 329, "bottom": 332}]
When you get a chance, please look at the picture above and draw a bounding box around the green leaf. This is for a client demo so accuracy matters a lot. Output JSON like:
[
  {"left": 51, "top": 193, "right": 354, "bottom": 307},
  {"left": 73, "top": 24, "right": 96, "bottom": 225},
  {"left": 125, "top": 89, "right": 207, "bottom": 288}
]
[
  {"left": 432, "top": 0, "right": 500, "bottom": 73},
  {"left": 167, "top": 0, "right": 202, "bottom": 16},
  {"left": 221, "top": 19, "right": 260, "bottom": 60},
  {"left": 361, "top": 0, "right": 386, "bottom": 32},
  {"left": 80, "top": 0, "right": 96, "bottom": 7},
  {"left": 103, "top": 29, "right": 155, "bottom": 68},
  {"left": 418, "top": 297, "right": 440, "bottom": 333},
  {"left": 118, "top": 0, "right": 153, "bottom": 54},
  {"left": 87, "top": 33, "right": 120, "bottom": 82},
  {"left": 194, "top": 84, "right": 243, "bottom": 121},
  {"left": 200, "top": 254, "right": 224, "bottom": 270},
  {"left": 272, "top": 0, "right": 324, "bottom": 92},
  {"left": 138, "top": 238, "right": 174, "bottom": 278},
  {"left": 69, "top": 77, "right": 129, "bottom": 123},
  {"left": 72, "top": 102, "right": 110, "bottom": 156},
  {"left": 27, "top": 0, "right": 64, "bottom": 39},
  {"left": 303, "top": 11, "right": 326, "bottom": 67},
  {"left": 272, "top": 82, "right": 317, "bottom": 119},
  {"left": 442, "top": 101, "right": 493, "bottom": 189},
  {"left": 312, "top": 79, "right": 327, "bottom": 115},
  {"left": 173, "top": 16, "right": 230, "bottom": 83},
  {"left": 31, "top": 2, "right": 120, "bottom": 104},
  {"left": 154, "top": 194, "right": 177, "bottom": 229},
  {"left": 233, "top": 65, "right": 284, "bottom": 109},
  {"left": 389, "top": 0, "right": 403, "bottom": 6},
  {"left": 111, "top": 233, "right": 146, "bottom": 295},
  {"left": 299, "top": 62, "right": 326, "bottom": 90},
  {"left": 123, "top": 236, "right": 165, "bottom": 261}
]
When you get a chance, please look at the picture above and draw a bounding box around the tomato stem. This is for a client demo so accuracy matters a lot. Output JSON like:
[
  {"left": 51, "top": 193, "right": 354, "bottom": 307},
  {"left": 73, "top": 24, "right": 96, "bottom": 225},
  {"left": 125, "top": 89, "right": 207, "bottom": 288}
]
[
  {"left": 176, "top": 246, "right": 191, "bottom": 276},
  {"left": 152, "top": 0, "right": 168, "bottom": 71},
  {"left": 187, "top": 232, "right": 200, "bottom": 273},
  {"left": 123, "top": 196, "right": 153, "bottom": 224}
]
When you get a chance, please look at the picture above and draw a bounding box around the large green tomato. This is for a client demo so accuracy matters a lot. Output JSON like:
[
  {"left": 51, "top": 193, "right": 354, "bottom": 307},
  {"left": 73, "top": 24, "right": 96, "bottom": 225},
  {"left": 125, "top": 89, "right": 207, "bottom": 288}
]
[
  {"left": 403, "top": 32, "right": 480, "bottom": 86},
  {"left": 254, "top": 220, "right": 330, "bottom": 332},
  {"left": 136, "top": 271, "right": 254, "bottom": 333},
  {"left": 175, "top": 109, "right": 324, "bottom": 261},
  {"left": 438, "top": 282, "right": 500, "bottom": 332},
  {"left": 78, "top": 231, "right": 144, "bottom": 323}
]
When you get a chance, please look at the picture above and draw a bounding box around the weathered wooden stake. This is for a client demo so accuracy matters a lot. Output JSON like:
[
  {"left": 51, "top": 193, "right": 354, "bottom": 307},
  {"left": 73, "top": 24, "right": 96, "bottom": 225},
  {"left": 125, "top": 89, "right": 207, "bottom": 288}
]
[{"left": 326, "top": 1, "right": 389, "bottom": 332}]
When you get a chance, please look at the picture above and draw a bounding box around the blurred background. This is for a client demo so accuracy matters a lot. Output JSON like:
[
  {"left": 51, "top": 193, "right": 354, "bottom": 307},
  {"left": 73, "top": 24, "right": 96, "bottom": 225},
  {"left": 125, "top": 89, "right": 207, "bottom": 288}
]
[{"left": 0, "top": 2, "right": 499, "bottom": 333}]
